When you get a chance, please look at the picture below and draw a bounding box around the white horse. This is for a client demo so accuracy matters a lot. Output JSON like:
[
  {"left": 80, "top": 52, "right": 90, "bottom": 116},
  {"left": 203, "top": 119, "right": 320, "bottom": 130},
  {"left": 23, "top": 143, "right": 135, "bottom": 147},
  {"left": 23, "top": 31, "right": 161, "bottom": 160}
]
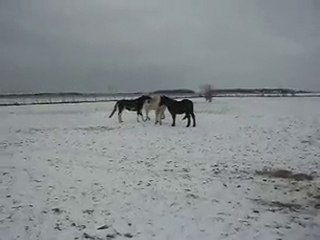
[{"left": 143, "top": 95, "right": 166, "bottom": 124}]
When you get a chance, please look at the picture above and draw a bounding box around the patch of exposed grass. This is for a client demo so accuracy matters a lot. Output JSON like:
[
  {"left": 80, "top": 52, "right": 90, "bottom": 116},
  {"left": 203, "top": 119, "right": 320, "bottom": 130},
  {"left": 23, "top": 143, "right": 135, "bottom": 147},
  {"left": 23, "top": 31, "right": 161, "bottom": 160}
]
[
  {"left": 252, "top": 199, "right": 302, "bottom": 212},
  {"left": 255, "top": 168, "right": 314, "bottom": 181}
]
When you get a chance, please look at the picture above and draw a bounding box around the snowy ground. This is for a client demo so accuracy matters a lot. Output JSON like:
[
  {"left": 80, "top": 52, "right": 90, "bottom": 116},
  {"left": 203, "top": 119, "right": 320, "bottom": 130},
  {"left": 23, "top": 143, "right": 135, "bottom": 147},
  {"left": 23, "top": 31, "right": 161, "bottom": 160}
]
[{"left": 0, "top": 97, "right": 319, "bottom": 240}]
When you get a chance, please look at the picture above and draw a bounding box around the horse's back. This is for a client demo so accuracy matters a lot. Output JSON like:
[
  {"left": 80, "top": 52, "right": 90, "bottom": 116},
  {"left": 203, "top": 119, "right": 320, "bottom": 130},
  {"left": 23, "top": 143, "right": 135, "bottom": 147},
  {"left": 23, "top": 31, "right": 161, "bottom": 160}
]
[
  {"left": 181, "top": 99, "right": 193, "bottom": 106},
  {"left": 181, "top": 99, "right": 194, "bottom": 112},
  {"left": 181, "top": 99, "right": 193, "bottom": 103}
]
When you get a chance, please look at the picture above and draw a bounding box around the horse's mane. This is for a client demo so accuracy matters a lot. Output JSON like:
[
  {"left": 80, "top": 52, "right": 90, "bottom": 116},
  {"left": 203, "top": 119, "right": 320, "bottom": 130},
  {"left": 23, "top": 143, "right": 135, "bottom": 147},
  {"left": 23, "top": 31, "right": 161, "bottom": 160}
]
[
  {"left": 136, "top": 95, "right": 150, "bottom": 100},
  {"left": 162, "top": 95, "right": 179, "bottom": 103}
]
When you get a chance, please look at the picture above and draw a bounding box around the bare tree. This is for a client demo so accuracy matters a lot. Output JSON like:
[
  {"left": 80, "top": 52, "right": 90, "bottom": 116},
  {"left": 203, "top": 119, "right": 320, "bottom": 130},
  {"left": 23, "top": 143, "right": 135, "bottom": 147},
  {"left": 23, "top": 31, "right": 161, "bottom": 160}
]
[{"left": 200, "top": 84, "right": 214, "bottom": 102}]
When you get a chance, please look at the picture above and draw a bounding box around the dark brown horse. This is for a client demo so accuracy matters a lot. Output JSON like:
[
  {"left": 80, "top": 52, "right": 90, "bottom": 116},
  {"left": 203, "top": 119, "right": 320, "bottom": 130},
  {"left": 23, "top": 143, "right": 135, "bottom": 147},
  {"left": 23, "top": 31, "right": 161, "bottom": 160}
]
[
  {"left": 159, "top": 95, "right": 196, "bottom": 127},
  {"left": 109, "top": 95, "right": 151, "bottom": 123}
]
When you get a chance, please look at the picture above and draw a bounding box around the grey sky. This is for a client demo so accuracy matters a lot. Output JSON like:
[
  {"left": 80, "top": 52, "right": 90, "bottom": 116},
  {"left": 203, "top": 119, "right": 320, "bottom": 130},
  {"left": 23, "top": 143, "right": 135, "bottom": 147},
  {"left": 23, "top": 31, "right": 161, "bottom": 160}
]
[{"left": 1, "top": 0, "right": 319, "bottom": 93}]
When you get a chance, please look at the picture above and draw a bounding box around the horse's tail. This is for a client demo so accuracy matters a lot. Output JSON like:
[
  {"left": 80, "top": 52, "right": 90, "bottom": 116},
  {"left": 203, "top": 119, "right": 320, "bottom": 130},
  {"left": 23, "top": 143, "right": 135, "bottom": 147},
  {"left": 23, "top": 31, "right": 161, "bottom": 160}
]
[{"left": 109, "top": 102, "right": 118, "bottom": 118}]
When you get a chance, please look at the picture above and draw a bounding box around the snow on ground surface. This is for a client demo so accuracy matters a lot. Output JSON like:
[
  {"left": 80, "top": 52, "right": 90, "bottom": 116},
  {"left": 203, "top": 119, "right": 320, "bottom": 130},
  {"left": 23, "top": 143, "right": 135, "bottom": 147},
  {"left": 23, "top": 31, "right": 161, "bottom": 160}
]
[{"left": 0, "top": 97, "right": 319, "bottom": 240}]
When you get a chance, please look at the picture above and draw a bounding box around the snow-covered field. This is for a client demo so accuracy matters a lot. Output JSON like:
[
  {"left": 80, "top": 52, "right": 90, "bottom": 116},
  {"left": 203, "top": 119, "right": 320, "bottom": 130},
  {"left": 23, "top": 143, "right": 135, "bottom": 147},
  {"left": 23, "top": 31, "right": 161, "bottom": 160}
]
[{"left": 0, "top": 98, "right": 319, "bottom": 240}]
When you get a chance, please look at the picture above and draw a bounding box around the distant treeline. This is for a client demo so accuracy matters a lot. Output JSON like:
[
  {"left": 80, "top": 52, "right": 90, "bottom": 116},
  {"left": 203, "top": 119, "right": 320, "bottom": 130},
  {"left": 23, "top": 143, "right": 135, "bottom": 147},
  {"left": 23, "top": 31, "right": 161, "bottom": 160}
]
[
  {"left": 210, "top": 88, "right": 311, "bottom": 95},
  {"left": 152, "top": 89, "right": 195, "bottom": 94},
  {"left": 0, "top": 92, "right": 143, "bottom": 99},
  {"left": 0, "top": 89, "right": 196, "bottom": 98},
  {"left": 0, "top": 88, "right": 314, "bottom": 98}
]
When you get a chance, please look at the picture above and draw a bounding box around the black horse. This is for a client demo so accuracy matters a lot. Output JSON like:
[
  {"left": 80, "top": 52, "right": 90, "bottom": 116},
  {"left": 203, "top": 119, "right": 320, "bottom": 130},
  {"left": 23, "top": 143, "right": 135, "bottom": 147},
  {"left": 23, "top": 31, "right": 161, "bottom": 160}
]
[
  {"left": 159, "top": 95, "right": 196, "bottom": 127},
  {"left": 109, "top": 95, "right": 151, "bottom": 123}
]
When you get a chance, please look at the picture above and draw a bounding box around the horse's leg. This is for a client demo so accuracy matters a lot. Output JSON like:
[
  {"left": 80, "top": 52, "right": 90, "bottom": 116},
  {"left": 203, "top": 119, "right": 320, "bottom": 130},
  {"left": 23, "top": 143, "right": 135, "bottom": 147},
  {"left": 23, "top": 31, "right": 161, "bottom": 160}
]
[
  {"left": 147, "top": 108, "right": 151, "bottom": 120},
  {"left": 191, "top": 113, "right": 196, "bottom": 127},
  {"left": 147, "top": 109, "right": 150, "bottom": 121},
  {"left": 186, "top": 114, "right": 191, "bottom": 127},
  {"left": 160, "top": 106, "right": 165, "bottom": 119},
  {"left": 171, "top": 114, "right": 176, "bottom": 127},
  {"left": 143, "top": 109, "right": 149, "bottom": 122},
  {"left": 118, "top": 109, "right": 123, "bottom": 123},
  {"left": 158, "top": 109, "right": 163, "bottom": 125},
  {"left": 140, "top": 111, "right": 145, "bottom": 122},
  {"left": 155, "top": 108, "right": 160, "bottom": 125},
  {"left": 136, "top": 111, "right": 140, "bottom": 123}
]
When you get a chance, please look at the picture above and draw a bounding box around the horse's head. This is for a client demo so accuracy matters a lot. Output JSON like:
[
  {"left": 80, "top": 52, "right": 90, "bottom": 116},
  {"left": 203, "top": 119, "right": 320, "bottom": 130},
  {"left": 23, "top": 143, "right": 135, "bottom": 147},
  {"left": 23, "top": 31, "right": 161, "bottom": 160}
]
[
  {"left": 139, "top": 95, "right": 152, "bottom": 107},
  {"left": 160, "top": 95, "right": 173, "bottom": 104}
]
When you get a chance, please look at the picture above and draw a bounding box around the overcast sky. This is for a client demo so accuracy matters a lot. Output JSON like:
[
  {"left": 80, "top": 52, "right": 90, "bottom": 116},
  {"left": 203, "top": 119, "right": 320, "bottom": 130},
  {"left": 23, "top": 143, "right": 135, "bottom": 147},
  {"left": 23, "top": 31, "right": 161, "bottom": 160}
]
[{"left": 1, "top": 0, "right": 319, "bottom": 93}]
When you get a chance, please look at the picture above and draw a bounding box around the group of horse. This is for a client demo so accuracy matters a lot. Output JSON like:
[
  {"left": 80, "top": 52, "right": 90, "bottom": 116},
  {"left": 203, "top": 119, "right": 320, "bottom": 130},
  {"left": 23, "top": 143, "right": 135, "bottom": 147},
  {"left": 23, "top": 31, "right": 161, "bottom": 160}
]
[{"left": 109, "top": 95, "right": 196, "bottom": 127}]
